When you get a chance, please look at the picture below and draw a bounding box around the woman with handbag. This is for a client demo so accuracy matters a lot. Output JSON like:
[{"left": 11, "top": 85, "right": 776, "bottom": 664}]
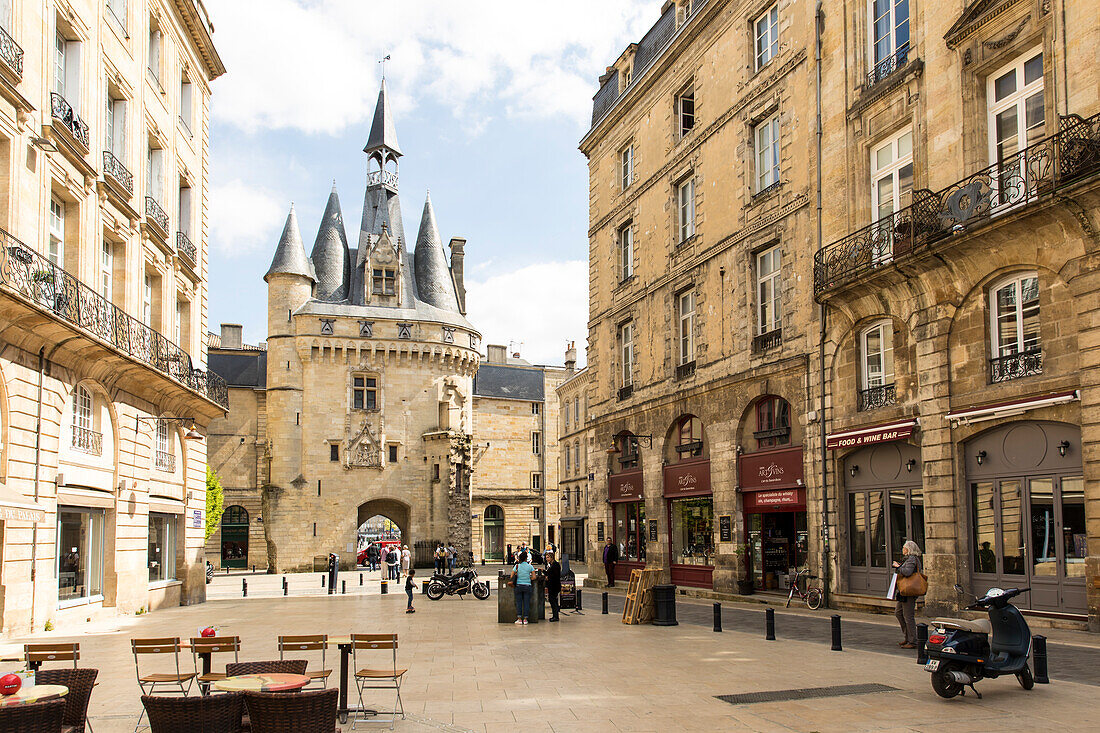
[{"left": 892, "top": 540, "right": 927, "bottom": 649}]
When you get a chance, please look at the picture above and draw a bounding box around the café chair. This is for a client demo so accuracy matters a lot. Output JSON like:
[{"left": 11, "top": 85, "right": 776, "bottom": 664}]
[
  {"left": 131, "top": 638, "right": 196, "bottom": 732},
  {"left": 350, "top": 634, "right": 404, "bottom": 730},
  {"left": 224, "top": 660, "right": 306, "bottom": 677},
  {"left": 0, "top": 697, "right": 66, "bottom": 733},
  {"left": 24, "top": 642, "right": 79, "bottom": 671},
  {"left": 142, "top": 692, "right": 245, "bottom": 733},
  {"left": 277, "top": 635, "right": 332, "bottom": 689},
  {"left": 243, "top": 689, "right": 338, "bottom": 733},
  {"left": 36, "top": 667, "right": 98, "bottom": 733},
  {"left": 190, "top": 636, "right": 242, "bottom": 690}
]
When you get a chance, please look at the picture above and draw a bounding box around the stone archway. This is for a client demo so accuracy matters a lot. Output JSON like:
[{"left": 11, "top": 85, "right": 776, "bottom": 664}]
[{"left": 356, "top": 498, "right": 411, "bottom": 548}]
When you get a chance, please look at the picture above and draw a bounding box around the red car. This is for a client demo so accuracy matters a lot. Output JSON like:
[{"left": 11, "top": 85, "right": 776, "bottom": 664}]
[{"left": 358, "top": 541, "right": 400, "bottom": 565}]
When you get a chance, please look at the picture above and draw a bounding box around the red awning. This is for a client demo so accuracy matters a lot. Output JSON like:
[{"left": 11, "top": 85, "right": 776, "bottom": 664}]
[{"left": 826, "top": 419, "right": 918, "bottom": 451}]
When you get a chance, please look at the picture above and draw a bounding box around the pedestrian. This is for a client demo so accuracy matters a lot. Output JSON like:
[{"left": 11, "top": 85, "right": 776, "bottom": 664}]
[
  {"left": 393, "top": 546, "right": 402, "bottom": 583},
  {"left": 893, "top": 540, "right": 925, "bottom": 649},
  {"left": 386, "top": 546, "right": 399, "bottom": 581},
  {"left": 405, "top": 569, "right": 417, "bottom": 614},
  {"left": 516, "top": 542, "right": 529, "bottom": 563},
  {"left": 401, "top": 545, "right": 411, "bottom": 579},
  {"left": 434, "top": 544, "right": 445, "bottom": 575},
  {"left": 446, "top": 543, "right": 456, "bottom": 574},
  {"left": 545, "top": 550, "right": 561, "bottom": 622},
  {"left": 602, "top": 537, "right": 619, "bottom": 587},
  {"left": 511, "top": 554, "right": 535, "bottom": 625}
]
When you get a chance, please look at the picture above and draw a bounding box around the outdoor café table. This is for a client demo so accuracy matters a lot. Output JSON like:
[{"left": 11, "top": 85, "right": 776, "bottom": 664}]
[
  {"left": 0, "top": 684, "right": 68, "bottom": 707},
  {"left": 212, "top": 673, "right": 309, "bottom": 693},
  {"left": 326, "top": 637, "right": 377, "bottom": 724}
]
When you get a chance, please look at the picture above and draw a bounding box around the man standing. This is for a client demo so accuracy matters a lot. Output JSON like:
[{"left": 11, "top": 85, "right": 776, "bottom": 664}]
[
  {"left": 545, "top": 550, "right": 562, "bottom": 622},
  {"left": 447, "top": 543, "right": 456, "bottom": 574},
  {"left": 603, "top": 537, "right": 619, "bottom": 587},
  {"left": 386, "top": 546, "right": 399, "bottom": 581}
]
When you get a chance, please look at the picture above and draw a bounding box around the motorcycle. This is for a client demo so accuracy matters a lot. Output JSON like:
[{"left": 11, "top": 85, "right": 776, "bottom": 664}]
[
  {"left": 924, "top": 585, "right": 1035, "bottom": 699},
  {"left": 426, "top": 566, "right": 490, "bottom": 600}
]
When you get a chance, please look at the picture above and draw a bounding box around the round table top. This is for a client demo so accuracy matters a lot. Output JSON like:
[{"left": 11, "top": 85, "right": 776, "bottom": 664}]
[
  {"left": 212, "top": 673, "right": 309, "bottom": 693},
  {"left": 0, "top": 684, "right": 68, "bottom": 707}
]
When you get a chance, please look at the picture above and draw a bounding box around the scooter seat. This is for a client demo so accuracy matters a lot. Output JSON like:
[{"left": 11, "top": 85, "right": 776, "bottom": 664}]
[{"left": 933, "top": 617, "right": 992, "bottom": 634}]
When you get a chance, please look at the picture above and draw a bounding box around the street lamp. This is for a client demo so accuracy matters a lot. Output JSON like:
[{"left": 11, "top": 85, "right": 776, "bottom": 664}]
[{"left": 136, "top": 415, "right": 204, "bottom": 440}]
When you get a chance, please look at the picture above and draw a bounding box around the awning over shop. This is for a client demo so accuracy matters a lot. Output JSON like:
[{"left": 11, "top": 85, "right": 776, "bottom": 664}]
[
  {"left": 946, "top": 390, "right": 1078, "bottom": 427},
  {"left": 0, "top": 485, "right": 46, "bottom": 522},
  {"left": 826, "top": 418, "right": 919, "bottom": 451}
]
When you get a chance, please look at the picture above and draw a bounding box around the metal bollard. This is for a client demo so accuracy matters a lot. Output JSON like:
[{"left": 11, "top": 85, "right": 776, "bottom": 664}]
[
  {"left": 321, "top": 574, "right": 326, "bottom": 588},
  {"left": 1033, "top": 635, "right": 1049, "bottom": 683},
  {"left": 602, "top": 592, "right": 608, "bottom": 614},
  {"left": 252, "top": 565, "right": 255, "bottom": 573},
  {"left": 380, "top": 580, "right": 388, "bottom": 595},
  {"left": 225, "top": 567, "right": 229, "bottom": 575},
  {"left": 714, "top": 603, "right": 723, "bottom": 632},
  {"left": 341, "top": 580, "right": 346, "bottom": 594},
  {"left": 242, "top": 579, "right": 247, "bottom": 598},
  {"left": 282, "top": 577, "right": 288, "bottom": 596},
  {"left": 577, "top": 589, "right": 583, "bottom": 611},
  {"left": 360, "top": 573, "right": 363, "bottom": 586},
  {"left": 916, "top": 623, "right": 929, "bottom": 664},
  {"left": 765, "top": 607, "right": 775, "bottom": 640},
  {"left": 831, "top": 615, "right": 842, "bottom": 651}
]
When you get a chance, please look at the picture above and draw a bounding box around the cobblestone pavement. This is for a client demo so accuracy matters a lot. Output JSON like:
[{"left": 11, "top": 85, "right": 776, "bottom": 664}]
[{"left": 2, "top": 589, "right": 1098, "bottom": 732}]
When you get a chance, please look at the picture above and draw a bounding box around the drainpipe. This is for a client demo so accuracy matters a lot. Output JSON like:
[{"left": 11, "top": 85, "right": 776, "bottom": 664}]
[
  {"left": 30, "top": 348, "right": 45, "bottom": 630},
  {"left": 815, "top": 1, "right": 831, "bottom": 610}
]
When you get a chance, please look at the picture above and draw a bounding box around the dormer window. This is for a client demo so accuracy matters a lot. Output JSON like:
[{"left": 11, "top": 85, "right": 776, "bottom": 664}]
[{"left": 372, "top": 268, "right": 396, "bottom": 295}]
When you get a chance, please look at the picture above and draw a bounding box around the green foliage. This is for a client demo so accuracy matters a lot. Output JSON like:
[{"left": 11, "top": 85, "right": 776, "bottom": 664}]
[
  {"left": 43, "top": 619, "right": 54, "bottom": 631},
  {"left": 205, "top": 467, "right": 225, "bottom": 541}
]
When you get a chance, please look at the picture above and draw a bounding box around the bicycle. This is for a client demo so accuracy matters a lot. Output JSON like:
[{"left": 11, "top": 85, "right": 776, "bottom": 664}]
[{"left": 785, "top": 567, "right": 823, "bottom": 610}]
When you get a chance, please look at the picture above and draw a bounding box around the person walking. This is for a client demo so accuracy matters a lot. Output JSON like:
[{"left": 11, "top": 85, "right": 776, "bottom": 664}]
[
  {"left": 512, "top": 555, "right": 535, "bottom": 625},
  {"left": 447, "top": 543, "right": 456, "bottom": 574},
  {"left": 545, "top": 550, "right": 561, "bottom": 622},
  {"left": 386, "top": 546, "right": 399, "bottom": 581},
  {"left": 405, "top": 569, "right": 417, "bottom": 614},
  {"left": 400, "top": 545, "right": 411, "bottom": 579},
  {"left": 602, "top": 537, "right": 619, "bottom": 588},
  {"left": 893, "top": 540, "right": 925, "bottom": 649}
]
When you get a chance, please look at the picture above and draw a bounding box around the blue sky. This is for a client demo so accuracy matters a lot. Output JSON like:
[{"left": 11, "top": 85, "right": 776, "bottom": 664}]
[{"left": 205, "top": 0, "right": 659, "bottom": 365}]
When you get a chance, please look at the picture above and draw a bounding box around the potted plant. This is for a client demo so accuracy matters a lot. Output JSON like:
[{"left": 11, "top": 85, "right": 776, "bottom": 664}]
[
  {"left": 32, "top": 270, "right": 55, "bottom": 284},
  {"left": 733, "top": 543, "right": 754, "bottom": 595}
]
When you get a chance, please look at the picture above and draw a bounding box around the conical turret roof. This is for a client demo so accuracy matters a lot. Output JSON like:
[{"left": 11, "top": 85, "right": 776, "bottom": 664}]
[
  {"left": 265, "top": 205, "right": 315, "bottom": 283},
  {"left": 365, "top": 79, "right": 402, "bottom": 156},
  {"left": 310, "top": 184, "right": 350, "bottom": 301},
  {"left": 413, "top": 192, "right": 459, "bottom": 312}
]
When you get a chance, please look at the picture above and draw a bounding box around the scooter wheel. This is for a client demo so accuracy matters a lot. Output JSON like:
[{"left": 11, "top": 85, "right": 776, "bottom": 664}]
[
  {"left": 426, "top": 582, "right": 445, "bottom": 601},
  {"left": 931, "top": 666, "right": 964, "bottom": 699},
  {"left": 1016, "top": 665, "right": 1035, "bottom": 690}
]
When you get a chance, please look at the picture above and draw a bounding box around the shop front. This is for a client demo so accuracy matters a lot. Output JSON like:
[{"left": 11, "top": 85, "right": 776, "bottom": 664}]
[
  {"left": 610, "top": 470, "right": 646, "bottom": 582},
  {"left": 664, "top": 459, "right": 713, "bottom": 588},
  {"left": 738, "top": 446, "right": 806, "bottom": 591}
]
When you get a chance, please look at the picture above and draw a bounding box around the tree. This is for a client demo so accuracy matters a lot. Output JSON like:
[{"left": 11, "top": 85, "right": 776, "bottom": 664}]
[{"left": 205, "top": 467, "right": 225, "bottom": 541}]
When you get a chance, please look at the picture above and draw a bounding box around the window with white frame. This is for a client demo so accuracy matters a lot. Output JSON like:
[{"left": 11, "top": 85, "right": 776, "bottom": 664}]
[
  {"left": 178, "top": 184, "right": 192, "bottom": 239},
  {"left": 755, "top": 4, "right": 779, "bottom": 70},
  {"left": 869, "top": 0, "right": 909, "bottom": 69},
  {"left": 99, "top": 241, "right": 112, "bottom": 300},
  {"left": 532, "top": 431, "right": 541, "bottom": 455},
  {"left": 755, "top": 113, "right": 781, "bottom": 192},
  {"left": 73, "top": 384, "right": 92, "bottom": 435},
  {"left": 990, "top": 274, "right": 1040, "bottom": 358},
  {"left": 678, "top": 290, "right": 695, "bottom": 365},
  {"left": 757, "top": 245, "right": 782, "bottom": 335},
  {"left": 147, "top": 143, "right": 164, "bottom": 202},
  {"left": 621, "top": 144, "right": 634, "bottom": 190},
  {"left": 179, "top": 75, "right": 193, "bottom": 133},
  {"left": 563, "top": 400, "right": 570, "bottom": 429},
  {"left": 532, "top": 473, "right": 542, "bottom": 490},
  {"left": 619, "top": 321, "right": 634, "bottom": 386},
  {"left": 531, "top": 402, "right": 540, "bottom": 415},
  {"left": 565, "top": 446, "right": 571, "bottom": 475},
  {"left": 574, "top": 443, "right": 581, "bottom": 475},
  {"left": 53, "top": 28, "right": 80, "bottom": 109},
  {"left": 677, "top": 177, "right": 695, "bottom": 243},
  {"left": 107, "top": 0, "right": 127, "bottom": 31},
  {"left": 156, "top": 418, "right": 170, "bottom": 455},
  {"left": 871, "top": 129, "right": 913, "bottom": 220},
  {"left": 861, "top": 321, "right": 895, "bottom": 389},
  {"left": 48, "top": 198, "right": 64, "bottom": 266},
  {"left": 147, "top": 16, "right": 162, "bottom": 84},
  {"left": 988, "top": 49, "right": 1044, "bottom": 184},
  {"left": 105, "top": 93, "right": 126, "bottom": 160},
  {"left": 574, "top": 397, "right": 579, "bottom": 426},
  {"left": 0, "top": 1, "right": 10, "bottom": 30},
  {"left": 677, "top": 83, "right": 695, "bottom": 138},
  {"left": 619, "top": 222, "right": 633, "bottom": 280},
  {"left": 142, "top": 273, "right": 153, "bottom": 326}
]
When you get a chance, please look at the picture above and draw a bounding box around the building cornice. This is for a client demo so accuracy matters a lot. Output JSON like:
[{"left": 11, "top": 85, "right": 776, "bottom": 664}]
[{"left": 170, "top": 0, "right": 226, "bottom": 80}]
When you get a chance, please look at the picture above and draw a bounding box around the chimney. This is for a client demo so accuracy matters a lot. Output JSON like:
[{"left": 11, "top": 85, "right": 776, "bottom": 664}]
[
  {"left": 486, "top": 344, "right": 507, "bottom": 364},
  {"left": 449, "top": 237, "right": 466, "bottom": 315},
  {"left": 565, "top": 341, "right": 577, "bottom": 373},
  {"left": 220, "top": 324, "right": 243, "bottom": 350}
]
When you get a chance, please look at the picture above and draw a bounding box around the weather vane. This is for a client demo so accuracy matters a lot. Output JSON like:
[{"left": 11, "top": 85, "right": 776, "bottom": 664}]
[{"left": 379, "top": 53, "right": 391, "bottom": 80}]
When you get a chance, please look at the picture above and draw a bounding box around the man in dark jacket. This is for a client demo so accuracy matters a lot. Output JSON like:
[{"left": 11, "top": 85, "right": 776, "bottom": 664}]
[
  {"left": 545, "top": 551, "right": 562, "bottom": 621},
  {"left": 602, "top": 538, "right": 619, "bottom": 587}
]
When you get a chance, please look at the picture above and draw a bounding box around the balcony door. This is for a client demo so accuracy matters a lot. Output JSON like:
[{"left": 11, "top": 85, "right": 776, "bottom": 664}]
[{"left": 987, "top": 49, "right": 1045, "bottom": 210}]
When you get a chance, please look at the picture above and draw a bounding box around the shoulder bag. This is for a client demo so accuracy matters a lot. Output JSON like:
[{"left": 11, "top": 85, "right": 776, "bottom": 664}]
[{"left": 897, "top": 569, "right": 928, "bottom": 597}]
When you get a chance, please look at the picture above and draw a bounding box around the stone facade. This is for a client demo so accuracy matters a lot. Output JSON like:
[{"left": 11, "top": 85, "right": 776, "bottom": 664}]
[
  {"left": 555, "top": 344, "right": 593, "bottom": 564},
  {"left": 0, "top": 1, "right": 225, "bottom": 634}
]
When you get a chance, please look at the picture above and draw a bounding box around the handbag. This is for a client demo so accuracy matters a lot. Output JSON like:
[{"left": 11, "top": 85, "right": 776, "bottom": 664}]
[
  {"left": 507, "top": 571, "right": 517, "bottom": 588},
  {"left": 896, "top": 570, "right": 928, "bottom": 597}
]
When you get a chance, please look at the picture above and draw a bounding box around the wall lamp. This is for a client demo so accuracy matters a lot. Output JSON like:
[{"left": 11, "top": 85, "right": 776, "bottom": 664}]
[
  {"left": 607, "top": 434, "right": 653, "bottom": 454},
  {"left": 976, "top": 450, "right": 987, "bottom": 466},
  {"left": 849, "top": 464, "right": 859, "bottom": 478},
  {"left": 1058, "top": 440, "right": 1070, "bottom": 457},
  {"left": 136, "top": 415, "right": 203, "bottom": 441},
  {"left": 906, "top": 459, "right": 917, "bottom": 473}
]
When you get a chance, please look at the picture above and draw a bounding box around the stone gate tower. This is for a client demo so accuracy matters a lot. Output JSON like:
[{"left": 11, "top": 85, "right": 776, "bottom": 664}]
[{"left": 262, "top": 79, "right": 480, "bottom": 571}]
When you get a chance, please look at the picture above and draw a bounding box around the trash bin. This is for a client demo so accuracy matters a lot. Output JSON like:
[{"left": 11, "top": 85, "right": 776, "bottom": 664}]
[
  {"left": 653, "top": 584, "right": 679, "bottom": 626},
  {"left": 497, "top": 571, "right": 546, "bottom": 623}
]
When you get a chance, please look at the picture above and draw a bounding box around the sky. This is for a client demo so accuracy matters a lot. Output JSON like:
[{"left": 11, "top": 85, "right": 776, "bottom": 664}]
[{"left": 205, "top": 0, "right": 661, "bottom": 366}]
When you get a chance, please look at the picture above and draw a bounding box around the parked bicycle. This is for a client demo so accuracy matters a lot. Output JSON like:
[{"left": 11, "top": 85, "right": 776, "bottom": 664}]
[{"left": 785, "top": 567, "right": 823, "bottom": 610}]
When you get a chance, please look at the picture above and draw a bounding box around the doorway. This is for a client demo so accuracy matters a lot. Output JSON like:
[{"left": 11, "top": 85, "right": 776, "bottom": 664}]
[
  {"left": 483, "top": 505, "right": 504, "bottom": 562},
  {"left": 220, "top": 505, "right": 249, "bottom": 569}
]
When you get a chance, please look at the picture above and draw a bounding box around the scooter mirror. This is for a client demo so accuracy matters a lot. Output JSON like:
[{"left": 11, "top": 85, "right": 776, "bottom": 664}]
[{"left": 953, "top": 584, "right": 964, "bottom": 594}]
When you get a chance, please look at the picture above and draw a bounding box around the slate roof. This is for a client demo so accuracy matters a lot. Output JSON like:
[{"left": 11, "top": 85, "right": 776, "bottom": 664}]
[
  {"left": 365, "top": 79, "right": 402, "bottom": 156},
  {"left": 310, "top": 185, "right": 350, "bottom": 301},
  {"left": 414, "top": 193, "right": 461, "bottom": 313},
  {"left": 209, "top": 350, "right": 267, "bottom": 388},
  {"left": 265, "top": 205, "right": 315, "bottom": 282},
  {"left": 474, "top": 364, "right": 545, "bottom": 401}
]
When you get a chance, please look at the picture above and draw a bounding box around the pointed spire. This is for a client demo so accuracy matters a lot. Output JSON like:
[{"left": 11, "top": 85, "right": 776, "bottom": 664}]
[
  {"left": 414, "top": 192, "right": 460, "bottom": 312},
  {"left": 265, "top": 205, "right": 315, "bottom": 283},
  {"left": 310, "top": 186, "right": 351, "bottom": 301},
  {"left": 364, "top": 79, "right": 402, "bottom": 157}
]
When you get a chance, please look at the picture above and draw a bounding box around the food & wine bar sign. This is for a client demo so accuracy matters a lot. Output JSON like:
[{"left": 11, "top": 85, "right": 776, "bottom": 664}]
[
  {"left": 662, "top": 459, "right": 711, "bottom": 497},
  {"left": 826, "top": 419, "right": 917, "bottom": 451},
  {"left": 738, "top": 446, "right": 803, "bottom": 491},
  {"left": 609, "top": 470, "right": 644, "bottom": 502}
]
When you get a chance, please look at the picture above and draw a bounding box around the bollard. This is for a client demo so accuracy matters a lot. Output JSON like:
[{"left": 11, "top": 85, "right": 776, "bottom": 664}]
[
  {"left": 831, "top": 614, "right": 842, "bottom": 651},
  {"left": 1033, "top": 635, "right": 1049, "bottom": 683},
  {"left": 360, "top": 573, "right": 363, "bottom": 586},
  {"left": 242, "top": 579, "right": 247, "bottom": 598},
  {"left": 282, "top": 577, "right": 288, "bottom": 596},
  {"left": 765, "top": 607, "right": 775, "bottom": 640},
  {"left": 714, "top": 603, "right": 723, "bottom": 632},
  {"left": 321, "top": 574, "right": 326, "bottom": 588},
  {"left": 916, "top": 623, "right": 929, "bottom": 664},
  {"left": 577, "top": 589, "right": 583, "bottom": 611},
  {"left": 602, "top": 592, "right": 609, "bottom": 615},
  {"left": 252, "top": 565, "right": 255, "bottom": 573},
  {"left": 380, "top": 580, "right": 388, "bottom": 595},
  {"left": 653, "top": 585, "right": 678, "bottom": 626},
  {"left": 225, "top": 567, "right": 229, "bottom": 575},
  {"left": 341, "top": 580, "right": 346, "bottom": 595}
]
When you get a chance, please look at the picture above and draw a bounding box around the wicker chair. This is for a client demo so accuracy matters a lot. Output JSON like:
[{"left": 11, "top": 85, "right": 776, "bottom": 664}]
[
  {"left": 141, "top": 693, "right": 245, "bottom": 733},
  {"left": 224, "top": 660, "right": 307, "bottom": 677},
  {"left": 243, "top": 689, "right": 338, "bottom": 733},
  {"left": 36, "top": 668, "right": 98, "bottom": 733},
  {"left": 0, "top": 697, "right": 66, "bottom": 733}
]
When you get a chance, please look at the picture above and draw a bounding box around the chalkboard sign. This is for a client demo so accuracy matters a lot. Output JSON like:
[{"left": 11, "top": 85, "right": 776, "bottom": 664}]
[
  {"left": 719, "top": 515, "right": 732, "bottom": 542},
  {"left": 649, "top": 519, "right": 658, "bottom": 541},
  {"left": 597, "top": 521, "right": 605, "bottom": 541}
]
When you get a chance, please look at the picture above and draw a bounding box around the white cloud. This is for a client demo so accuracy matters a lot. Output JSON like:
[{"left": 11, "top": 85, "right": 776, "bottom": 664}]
[
  {"left": 209, "top": 180, "right": 286, "bottom": 257},
  {"left": 465, "top": 260, "right": 588, "bottom": 367},
  {"left": 206, "top": 0, "right": 656, "bottom": 134}
]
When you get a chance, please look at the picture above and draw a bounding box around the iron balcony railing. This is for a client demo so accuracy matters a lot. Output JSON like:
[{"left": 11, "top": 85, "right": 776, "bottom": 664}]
[
  {"left": 0, "top": 24, "right": 24, "bottom": 78},
  {"left": 990, "top": 349, "right": 1043, "bottom": 384},
  {"left": 753, "top": 329, "right": 782, "bottom": 353},
  {"left": 617, "top": 383, "right": 634, "bottom": 401},
  {"left": 102, "top": 151, "right": 133, "bottom": 196},
  {"left": 867, "top": 43, "right": 909, "bottom": 87},
  {"left": 366, "top": 169, "right": 399, "bottom": 189},
  {"left": 176, "top": 231, "right": 196, "bottom": 265},
  {"left": 857, "top": 383, "right": 897, "bottom": 411},
  {"left": 50, "top": 93, "right": 90, "bottom": 150},
  {"left": 815, "top": 112, "right": 1100, "bottom": 295},
  {"left": 155, "top": 450, "right": 176, "bottom": 472},
  {"left": 145, "top": 196, "right": 169, "bottom": 238},
  {"left": 0, "top": 228, "right": 228, "bottom": 409},
  {"left": 675, "top": 360, "right": 696, "bottom": 380},
  {"left": 72, "top": 425, "right": 103, "bottom": 456}
]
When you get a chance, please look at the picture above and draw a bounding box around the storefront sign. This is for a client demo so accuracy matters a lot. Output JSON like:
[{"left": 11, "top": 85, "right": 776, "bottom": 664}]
[
  {"left": 742, "top": 488, "right": 806, "bottom": 512},
  {"left": 738, "top": 446, "right": 804, "bottom": 491},
  {"left": 649, "top": 519, "right": 658, "bottom": 542},
  {"left": 609, "top": 470, "right": 644, "bottom": 502},
  {"left": 192, "top": 509, "right": 203, "bottom": 529},
  {"left": 662, "top": 460, "right": 711, "bottom": 498},
  {"left": 719, "top": 515, "right": 732, "bottom": 542},
  {"left": 826, "top": 420, "right": 917, "bottom": 450},
  {"left": 596, "top": 522, "right": 605, "bottom": 541}
]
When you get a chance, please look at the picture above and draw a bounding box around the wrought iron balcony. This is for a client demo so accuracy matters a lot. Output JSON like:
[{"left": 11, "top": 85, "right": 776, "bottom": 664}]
[
  {"left": 815, "top": 112, "right": 1100, "bottom": 296},
  {"left": 675, "top": 360, "right": 696, "bottom": 380},
  {"left": 857, "top": 383, "right": 897, "bottom": 411},
  {"left": 617, "top": 383, "right": 634, "bottom": 401},
  {"left": 50, "top": 93, "right": 90, "bottom": 150},
  {"left": 0, "top": 24, "right": 24, "bottom": 79},
  {"left": 753, "top": 328, "right": 782, "bottom": 353},
  {"left": 990, "top": 349, "right": 1043, "bottom": 384},
  {"left": 176, "top": 231, "right": 197, "bottom": 265},
  {"left": 367, "top": 169, "right": 399, "bottom": 189},
  {"left": 0, "top": 228, "right": 228, "bottom": 409},
  {"left": 155, "top": 450, "right": 176, "bottom": 472},
  {"left": 867, "top": 43, "right": 909, "bottom": 88},
  {"left": 102, "top": 151, "right": 133, "bottom": 196},
  {"left": 145, "top": 196, "right": 169, "bottom": 238},
  {"left": 72, "top": 426, "right": 103, "bottom": 456}
]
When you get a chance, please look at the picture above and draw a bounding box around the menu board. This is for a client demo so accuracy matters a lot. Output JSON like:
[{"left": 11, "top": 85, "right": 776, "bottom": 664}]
[
  {"left": 597, "top": 521, "right": 605, "bottom": 542},
  {"left": 719, "top": 515, "right": 732, "bottom": 542}
]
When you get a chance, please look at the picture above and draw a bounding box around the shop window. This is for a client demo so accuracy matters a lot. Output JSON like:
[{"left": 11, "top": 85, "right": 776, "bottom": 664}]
[
  {"left": 148, "top": 512, "right": 177, "bottom": 582},
  {"left": 754, "top": 396, "right": 791, "bottom": 449},
  {"left": 754, "top": 4, "right": 779, "bottom": 70},
  {"left": 675, "top": 415, "right": 703, "bottom": 460},
  {"left": 57, "top": 507, "right": 105, "bottom": 604},
  {"left": 670, "top": 497, "right": 712, "bottom": 565},
  {"left": 353, "top": 375, "right": 378, "bottom": 410},
  {"left": 613, "top": 501, "right": 647, "bottom": 562}
]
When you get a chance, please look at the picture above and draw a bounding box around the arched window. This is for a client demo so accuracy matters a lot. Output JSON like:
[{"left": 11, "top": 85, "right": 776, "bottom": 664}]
[
  {"left": 71, "top": 385, "right": 99, "bottom": 455},
  {"left": 990, "top": 273, "right": 1040, "bottom": 361},
  {"left": 484, "top": 505, "right": 503, "bottom": 521},
  {"left": 674, "top": 415, "right": 703, "bottom": 460},
  {"left": 754, "top": 396, "right": 791, "bottom": 449},
  {"left": 223, "top": 505, "right": 248, "bottom": 525}
]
